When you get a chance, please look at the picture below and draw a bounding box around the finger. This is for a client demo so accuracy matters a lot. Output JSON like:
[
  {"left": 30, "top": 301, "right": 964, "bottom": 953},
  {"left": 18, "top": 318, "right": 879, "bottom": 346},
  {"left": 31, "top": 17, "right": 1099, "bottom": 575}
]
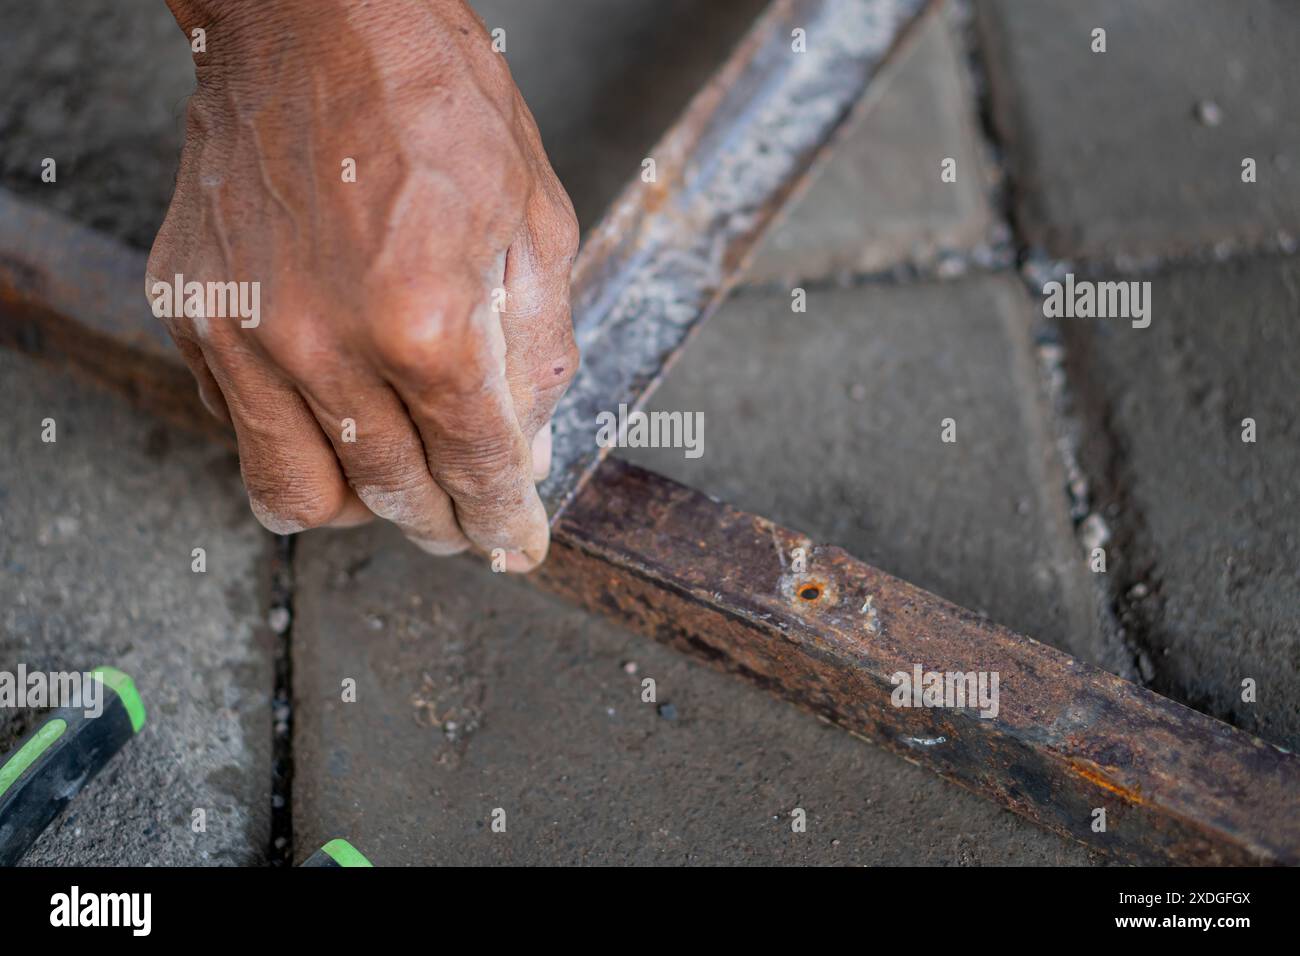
[
  {"left": 292, "top": 367, "right": 471, "bottom": 556},
  {"left": 169, "top": 324, "right": 233, "bottom": 424},
  {"left": 198, "top": 338, "right": 369, "bottom": 534},
  {"left": 374, "top": 281, "right": 551, "bottom": 571},
  {"left": 531, "top": 421, "right": 552, "bottom": 481},
  {"left": 146, "top": 272, "right": 232, "bottom": 424},
  {"left": 498, "top": 195, "right": 580, "bottom": 444}
]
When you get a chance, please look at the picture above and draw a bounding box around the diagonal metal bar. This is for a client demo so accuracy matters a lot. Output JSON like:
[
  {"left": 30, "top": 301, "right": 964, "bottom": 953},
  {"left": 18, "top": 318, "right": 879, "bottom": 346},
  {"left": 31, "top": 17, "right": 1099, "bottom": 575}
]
[
  {"left": 542, "top": 0, "right": 937, "bottom": 515},
  {"left": 0, "top": 189, "right": 224, "bottom": 440},
  {"left": 537, "top": 460, "right": 1300, "bottom": 865}
]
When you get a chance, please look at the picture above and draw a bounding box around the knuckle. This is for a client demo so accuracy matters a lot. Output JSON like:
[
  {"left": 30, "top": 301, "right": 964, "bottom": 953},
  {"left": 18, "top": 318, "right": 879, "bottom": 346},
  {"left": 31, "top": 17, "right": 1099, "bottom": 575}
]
[
  {"left": 371, "top": 322, "right": 451, "bottom": 377},
  {"left": 536, "top": 199, "right": 580, "bottom": 264},
  {"left": 436, "top": 438, "right": 530, "bottom": 502},
  {"left": 354, "top": 480, "right": 423, "bottom": 523},
  {"left": 237, "top": 431, "right": 346, "bottom": 532},
  {"left": 369, "top": 295, "right": 471, "bottom": 378},
  {"left": 349, "top": 455, "right": 435, "bottom": 523},
  {"left": 552, "top": 338, "right": 581, "bottom": 387},
  {"left": 246, "top": 484, "right": 341, "bottom": 533},
  {"left": 528, "top": 336, "right": 580, "bottom": 403}
]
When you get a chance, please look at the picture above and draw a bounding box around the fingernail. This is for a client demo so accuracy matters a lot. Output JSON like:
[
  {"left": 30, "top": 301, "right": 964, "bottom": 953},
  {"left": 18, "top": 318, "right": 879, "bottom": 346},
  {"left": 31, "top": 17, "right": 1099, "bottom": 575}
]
[
  {"left": 531, "top": 421, "right": 553, "bottom": 481},
  {"left": 503, "top": 545, "right": 547, "bottom": 574}
]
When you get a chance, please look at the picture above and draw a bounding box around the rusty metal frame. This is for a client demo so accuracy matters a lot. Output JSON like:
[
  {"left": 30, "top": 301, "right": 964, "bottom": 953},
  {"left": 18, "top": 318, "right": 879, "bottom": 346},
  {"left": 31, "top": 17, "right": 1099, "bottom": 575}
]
[{"left": 2, "top": 0, "right": 1297, "bottom": 865}]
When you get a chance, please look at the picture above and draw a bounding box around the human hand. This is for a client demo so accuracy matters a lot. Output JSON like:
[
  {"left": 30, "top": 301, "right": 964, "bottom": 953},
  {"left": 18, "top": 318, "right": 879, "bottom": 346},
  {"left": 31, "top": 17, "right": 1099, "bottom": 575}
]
[{"left": 149, "top": 0, "right": 579, "bottom": 571}]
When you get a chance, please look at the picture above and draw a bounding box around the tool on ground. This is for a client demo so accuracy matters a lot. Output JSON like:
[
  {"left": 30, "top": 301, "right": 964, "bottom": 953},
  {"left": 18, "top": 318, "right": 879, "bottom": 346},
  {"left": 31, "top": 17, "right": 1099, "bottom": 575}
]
[
  {"left": 0, "top": 666, "right": 146, "bottom": 866},
  {"left": 300, "top": 838, "right": 374, "bottom": 867}
]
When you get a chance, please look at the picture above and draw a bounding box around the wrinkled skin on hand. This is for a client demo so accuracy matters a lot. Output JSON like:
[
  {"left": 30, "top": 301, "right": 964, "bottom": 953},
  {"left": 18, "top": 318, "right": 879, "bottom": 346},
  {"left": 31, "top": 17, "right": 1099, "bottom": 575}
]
[{"left": 151, "top": 0, "right": 579, "bottom": 571}]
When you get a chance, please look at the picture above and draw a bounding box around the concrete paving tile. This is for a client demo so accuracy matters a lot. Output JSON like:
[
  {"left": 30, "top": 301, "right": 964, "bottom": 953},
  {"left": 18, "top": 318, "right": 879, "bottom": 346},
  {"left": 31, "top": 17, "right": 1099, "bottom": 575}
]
[
  {"left": 470, "top": 0, "right": 769, "bottom": 229},
  {"left": 0, "top": 0, "right": 194, "bottom": 250},
  {"left": 622, "top": 275, "right": 1100, "bottom": 662},
  {"left": 977, "top": 0, "right": 1300, "bottom": 260},
  {"left": 0, "top": 351, "right": 272, "bottom": 865},
  {"left": 1057, "top": 255, "right": 1300, "bottom": 749},
  {"left": 746, "top": 9, "right": 998, "bottom": 285},
  {"left": 292, "top": 524, "right": 1098, "bottom": 866},
  {"left": 0, "top": 0, "right": 765, "bottom": 249}
]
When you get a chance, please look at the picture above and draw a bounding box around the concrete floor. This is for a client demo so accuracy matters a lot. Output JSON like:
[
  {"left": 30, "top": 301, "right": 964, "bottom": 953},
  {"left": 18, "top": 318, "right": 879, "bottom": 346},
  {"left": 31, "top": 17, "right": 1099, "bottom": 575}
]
[
  {"left": 1, "top": 0, "right": 1296, "bottom": 865},
  {"left": 0, "top": 350, "right": 270, "bottom": 865}
]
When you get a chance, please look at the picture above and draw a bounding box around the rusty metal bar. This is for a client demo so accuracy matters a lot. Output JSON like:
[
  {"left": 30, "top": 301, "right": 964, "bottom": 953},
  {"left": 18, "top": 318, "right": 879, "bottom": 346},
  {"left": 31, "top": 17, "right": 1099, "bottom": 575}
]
[
  {"left": 543, "top": 0, "right": 936, "bottom": 514},
  {"left": 0, "top": 189, "right": 225, "bottom": 441},
  {"left": 537, "top": 459, "right": 1300, "bottom": 865}
]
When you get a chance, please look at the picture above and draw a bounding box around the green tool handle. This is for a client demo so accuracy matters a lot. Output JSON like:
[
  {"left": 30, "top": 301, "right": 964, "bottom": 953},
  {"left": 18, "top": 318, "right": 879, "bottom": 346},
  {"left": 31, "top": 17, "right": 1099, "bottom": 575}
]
[{"left": 0, "top": 667, "right": 145, "bottom": 866}]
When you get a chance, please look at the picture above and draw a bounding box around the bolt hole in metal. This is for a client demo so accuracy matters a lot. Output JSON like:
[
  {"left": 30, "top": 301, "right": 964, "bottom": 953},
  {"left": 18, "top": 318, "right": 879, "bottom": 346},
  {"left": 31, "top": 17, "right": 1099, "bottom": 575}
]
[{"left": 779, "top": 566, "right": 837, "bottom": 609}]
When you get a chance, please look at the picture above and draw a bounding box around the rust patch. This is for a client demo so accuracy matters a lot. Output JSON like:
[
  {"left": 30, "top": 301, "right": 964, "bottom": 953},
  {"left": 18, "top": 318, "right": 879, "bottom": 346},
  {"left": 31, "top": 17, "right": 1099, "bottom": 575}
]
[
  {"left": 641, "top": 178, "right": 670, "bottom": 214},
  {"left": 1069, "top": 759, "right": 1146, "bottom": 805}
]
